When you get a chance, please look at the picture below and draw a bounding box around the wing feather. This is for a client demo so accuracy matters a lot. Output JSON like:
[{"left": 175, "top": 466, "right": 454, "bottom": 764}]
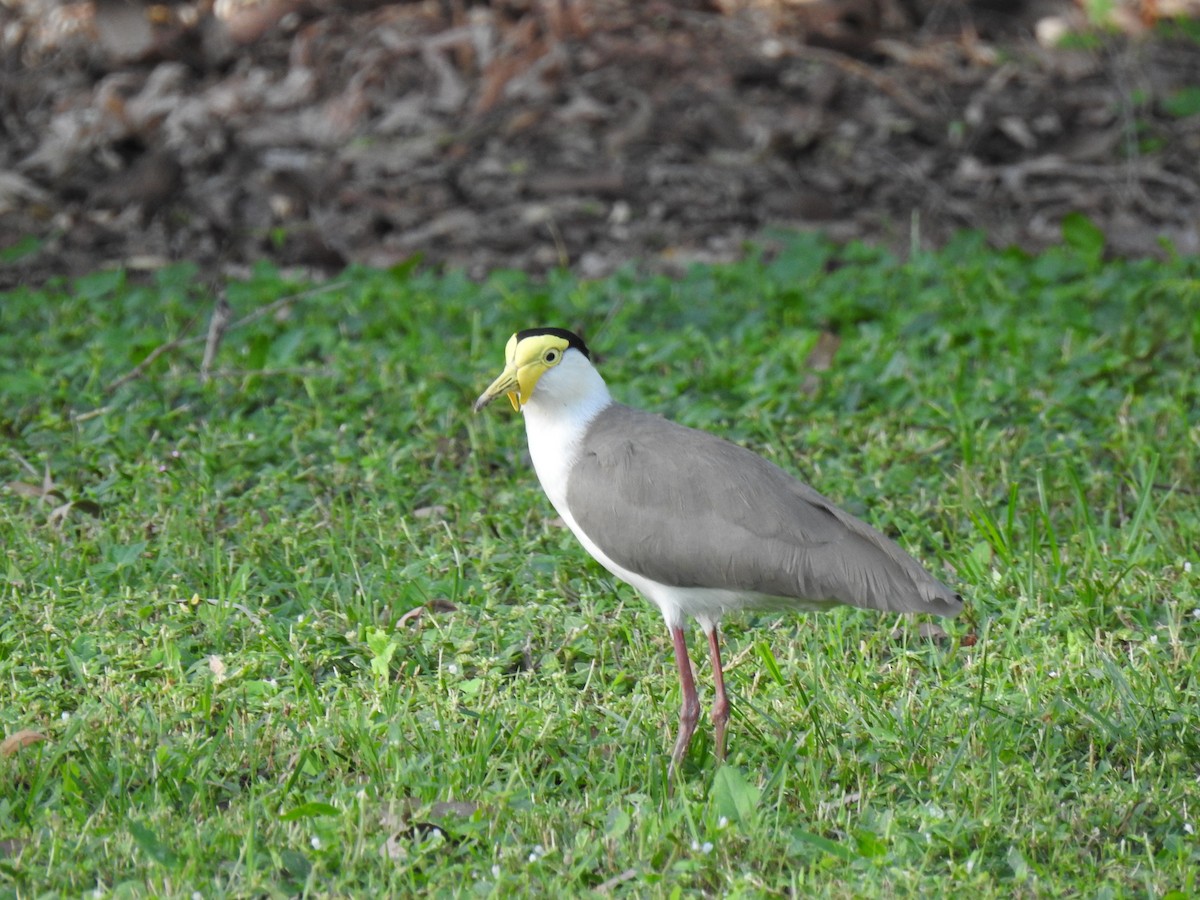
[{"left": 566, "top": 405, "right": 961, "bottom": 616}]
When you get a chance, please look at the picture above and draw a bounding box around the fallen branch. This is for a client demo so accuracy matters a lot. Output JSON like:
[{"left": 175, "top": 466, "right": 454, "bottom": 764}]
[
  {"left": 170, "top": 366, "right": 336, "bottom": 381},
  {"left": 793, "top": 43, "right": 939, "bottom": 122},
  {"left": 105, "top": 310, "right": 204, "bottom": 392},
  {"left": 104, "top": 280, "right": 345, "bottom": 393},
  {"left": 199, "top": 295, "right": 232, "bottom": 385},
  {"left": 224, "top": 280, "right": 346, "bottom": 331}
]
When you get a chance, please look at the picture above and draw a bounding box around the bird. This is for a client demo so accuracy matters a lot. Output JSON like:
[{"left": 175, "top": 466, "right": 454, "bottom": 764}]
[{"left": 473, "top": 327, "right": 962, "bottom": 778}]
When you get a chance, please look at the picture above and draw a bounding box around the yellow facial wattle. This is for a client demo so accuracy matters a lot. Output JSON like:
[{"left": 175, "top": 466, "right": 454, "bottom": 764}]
[{"left": 473, "top": 332, "right": 570, "bottom": 413}]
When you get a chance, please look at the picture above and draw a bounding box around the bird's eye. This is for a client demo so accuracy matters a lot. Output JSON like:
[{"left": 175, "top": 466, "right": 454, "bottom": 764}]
[{"left": 544, "top": 349, "right": 560, "bottom": 364}]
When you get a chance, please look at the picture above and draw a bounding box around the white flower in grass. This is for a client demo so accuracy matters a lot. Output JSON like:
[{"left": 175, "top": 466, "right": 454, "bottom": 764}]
[
  {"left": 1185, "top": 561, "right": 1193, "bottom": 574},
  {"left": 311, "top": 836, "right": 321, "bottom": 849},
  {"left": 718, "top": 816, "right": 729, "bottom": 829},
  {"left": 690, "top": 839, "right": 714, "bottom": 854},
  {"left": 192, "top": 893, "right": 203, "bottom": 900},
  {"left": 491, "top": 864, "right": 501, "bottom": 877},
  {"left": 1185, "top": 822, "right": 1194, "bottom": 835},
  {"left": 446, "top": 663, "right": 459, "bottom": 675},
  {"left": 1048, "top": 671, "right": 1059, "bottom": 678},
  {"left": 528, "top": 844, "right": 546, "bottom": 863}
]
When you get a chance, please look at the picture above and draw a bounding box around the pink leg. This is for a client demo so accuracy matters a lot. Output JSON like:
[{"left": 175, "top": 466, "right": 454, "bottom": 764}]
[
  {"left": 669, "top": 626, "right": 700, "bottom": 782},
  {"left": 706, "top": 627, "right": 730, "bottom": 761}
]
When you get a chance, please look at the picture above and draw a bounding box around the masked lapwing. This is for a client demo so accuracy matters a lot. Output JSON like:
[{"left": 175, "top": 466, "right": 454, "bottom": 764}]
[{"left": 474, "top": 327, "right": 962, "bottom": 777}]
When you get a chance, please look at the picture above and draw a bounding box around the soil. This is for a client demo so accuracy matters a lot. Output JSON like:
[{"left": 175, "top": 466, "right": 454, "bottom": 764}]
[{"left": 2, "top": 0, "right": 1198, "bottom": 290}]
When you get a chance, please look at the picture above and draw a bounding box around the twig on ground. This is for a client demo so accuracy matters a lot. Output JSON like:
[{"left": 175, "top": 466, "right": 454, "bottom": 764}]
[
  {"left": 105, "top": 310, "right": 204, "bottom": 392},
  {"left": 794, "top": 43, "right": 938, "bottom": 122},
  {"left": 226, "top": 280, "right": 346, "bottom": 331},
  {"left": 175, "top": 367, "right": 335, "bottom": 380},
  {"left": 200, "top": 295, "right": 233, "bottom": 385},
  {"left": 596, "top": 869, "right": 637, "bottom": 894},
  {"left": 104, "top": 280, "right": 345, "bottom": 393}
]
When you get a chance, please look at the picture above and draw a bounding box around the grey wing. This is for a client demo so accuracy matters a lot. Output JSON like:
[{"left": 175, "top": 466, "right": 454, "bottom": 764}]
[{"left": 566, "top": 405, "right": 961, "bottom": 616}]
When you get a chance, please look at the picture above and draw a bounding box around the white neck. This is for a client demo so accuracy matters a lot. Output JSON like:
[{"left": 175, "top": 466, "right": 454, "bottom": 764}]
[{"left": 521, "top": 353, "right": 612, "bottom": 515}]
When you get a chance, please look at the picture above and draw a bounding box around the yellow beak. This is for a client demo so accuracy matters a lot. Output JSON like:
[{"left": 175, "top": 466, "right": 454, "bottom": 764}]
[{"left": 473, "top": 363, "right": 522, "bottom": 413}]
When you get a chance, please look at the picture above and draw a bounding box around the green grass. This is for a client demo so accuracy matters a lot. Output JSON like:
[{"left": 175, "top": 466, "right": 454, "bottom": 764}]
[{"left": 1, "top": 229, "right": 1198, "bottom": 897}]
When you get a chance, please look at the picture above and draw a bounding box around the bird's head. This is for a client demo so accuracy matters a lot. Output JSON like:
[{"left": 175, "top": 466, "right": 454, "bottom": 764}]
[{"left": 473, "top": 327, "right": 593, "bottom": 413}]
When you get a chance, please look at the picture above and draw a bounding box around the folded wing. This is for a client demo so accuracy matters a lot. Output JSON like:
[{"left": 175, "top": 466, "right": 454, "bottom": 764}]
[{"left": 566, "top": 404, "right": 962, "bottom": 616}]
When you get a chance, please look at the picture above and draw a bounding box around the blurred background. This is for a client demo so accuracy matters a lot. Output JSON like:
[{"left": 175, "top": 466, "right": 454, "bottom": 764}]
[{"left": 2, "top": 0, "right": 1199, "bottom": 288}]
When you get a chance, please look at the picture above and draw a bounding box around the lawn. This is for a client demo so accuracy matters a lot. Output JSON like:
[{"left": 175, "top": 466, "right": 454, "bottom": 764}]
[{"left": 1, "top": 226, "right": 1198, "bottom": 897}]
